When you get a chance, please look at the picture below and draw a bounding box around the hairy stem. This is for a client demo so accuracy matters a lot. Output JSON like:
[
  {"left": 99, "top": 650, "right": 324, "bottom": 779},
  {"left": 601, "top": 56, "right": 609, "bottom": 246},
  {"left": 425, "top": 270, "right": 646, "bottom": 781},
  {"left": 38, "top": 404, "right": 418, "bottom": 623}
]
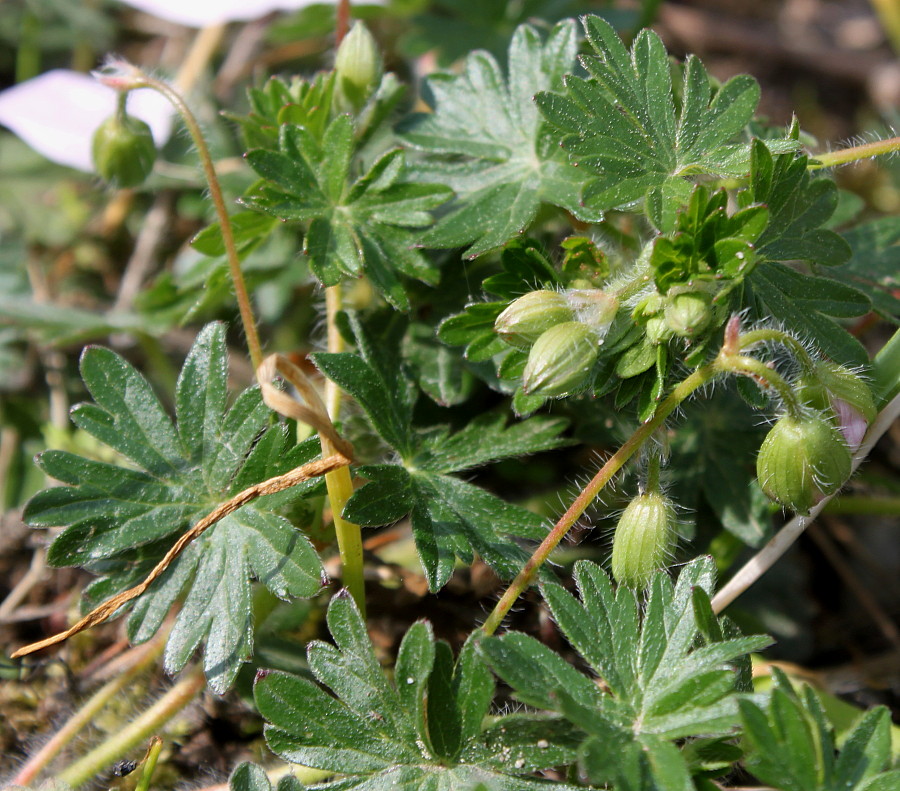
[
  {"left": 716, "top": 353, "right": 802, "bottom": 417},
  {"left": 712, "top": 391, "right": 900, "bottom": 613},
  {"left": 134, "top": 737, "right": 164, "bottom": 791},
  {"left": 321, "top": 283, "right": 366, "bottom": 615},
  {"left": 737, "top": 328, "right": 816, "bottom": 370},
  {"left": 11, "top": 636, "right": 166, "bottom": 785},
  {"left": 808, "top": 136, "right": 900, "bottom": 170},
  {"left": 115, "top": 69, "right": 262, "bottom": 370},
  {"left": 57, "top": 667, "right": 205, "bottom": 788},
  {"left": 482, "top": 362, "right": 719, "bottom": 635}
]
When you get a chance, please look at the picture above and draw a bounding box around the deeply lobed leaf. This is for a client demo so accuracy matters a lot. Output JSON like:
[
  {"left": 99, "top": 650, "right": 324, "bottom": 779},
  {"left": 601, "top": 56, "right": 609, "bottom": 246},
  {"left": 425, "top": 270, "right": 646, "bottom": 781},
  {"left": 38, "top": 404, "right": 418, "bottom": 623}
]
[
  {"left": 256, "top": 591, "right": 581, "bottom": 790},
  {"left": 24, "top": 323, "right": 328, "bottom": 692}
]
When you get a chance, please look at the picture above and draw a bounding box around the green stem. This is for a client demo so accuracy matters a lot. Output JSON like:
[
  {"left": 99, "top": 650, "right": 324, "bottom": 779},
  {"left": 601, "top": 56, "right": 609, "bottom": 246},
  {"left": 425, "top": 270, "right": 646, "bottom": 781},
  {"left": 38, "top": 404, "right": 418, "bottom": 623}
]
[
  {"left": 16, "top": 10, "right": 40, "bottom": 83},
  {"left": 872, "top": 326, "right": 900, "bottom": 406},
  {"left": 482, "top": 362, "right": 719, "bottom": 635},
  {"left": 321, "top": 437, "right": 366, "bottom": 616},
  {"left": 822, "top": 495, "right": 900, "bottom": 517},
  {"left": 124, "top": 71, "right": 263, "bottom": 371},
  {"left": 610, "top": 245, "right": 654, "bottom": 302},
  {"left": 134, "top": 737, "right": 163, "bottom": 791},
  {"left": 737, "top": 328, "right": 816, "bottom": 370},
  {"left": 11, "top": 637, "right": 166, "bottom": 786},
  {"left": 321, "top": 282, "right": 366, "bottom": 616},
  {"left": 57, "top": 668, "right": 205, "bottom": 788},
  {"left": 645, "top": 451, "right": 662, "bottom": 492},
  {"left": 808, "top": 136, "right": 900, "bottom": 170},
  {"left": 716, "top": 353, "right": 802, "bottom": 418}
]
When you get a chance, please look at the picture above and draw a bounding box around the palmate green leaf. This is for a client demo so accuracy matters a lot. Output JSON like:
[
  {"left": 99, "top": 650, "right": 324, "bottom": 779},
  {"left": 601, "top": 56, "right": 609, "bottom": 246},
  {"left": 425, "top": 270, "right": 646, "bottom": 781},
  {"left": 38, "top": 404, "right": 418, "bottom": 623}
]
[
  {"left": 738, "top": 143, "right": 870, "bottom": 366},
  {"left": 480, "top": 559, "right": 772, "bottom": 788},
  {"left": 739, "top": 669, "right": 896, "bottom": 791},
  {"left": 23, "top": 323, "right": 327, "bottom": 693},
  {"left": 244, "top": 117, "right": 452, "bottom": 310},
  {"left": 832, "top": 216, "right": 900, "bottom": 321},
  {"left": 747, "top": 140, "right": 851, "bottom": 267},
  {"left": 314, "top": 312, "right": 567, "bottom": 590},
  {"left": 536, "top": 16, "right": 782, "bottom": 214},
  {"left": 256, "top": 592, "right": 581, "bottom": 791},
  {"left": 400, "top": 20, "right": 601, "bottom": 258}
]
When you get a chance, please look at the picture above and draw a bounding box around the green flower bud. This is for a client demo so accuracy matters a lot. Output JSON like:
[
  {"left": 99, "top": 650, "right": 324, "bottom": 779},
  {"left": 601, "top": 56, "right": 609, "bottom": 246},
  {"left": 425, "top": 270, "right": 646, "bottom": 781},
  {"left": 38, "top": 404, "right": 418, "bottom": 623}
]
[
  {"left": 812, "top": 361, "right": 876, "bottom": 423},
  {"left": 611, "top": 490, "right": 676, "bottom": 589},
  {"left": 335, "top": 22, "right": 383, "bottom": 109},
  {"left": 565, "top": 288, "right": 618, "bottom": 335},
  {"left": 522, "top": 321, "right": 598, "bottom": 397},
  {"left": 92, "top": 111, "right": 156, "bottom": 188},
  {"left": 664, "top": 292, "right": 713, "bottom": 338},
  {"left": 756, "top": 412, "right": 852, "bottom": 514},
  {"left": 645, "top": 314, "right": 673, "bottom": 345},
  {"left": 495, "top": 290, "right": 575, "bottom": 349}
]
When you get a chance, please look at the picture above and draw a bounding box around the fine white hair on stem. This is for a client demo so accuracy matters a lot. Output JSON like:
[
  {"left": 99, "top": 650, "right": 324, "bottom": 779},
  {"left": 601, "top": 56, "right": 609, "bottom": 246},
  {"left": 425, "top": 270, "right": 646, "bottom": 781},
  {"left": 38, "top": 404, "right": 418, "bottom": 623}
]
[{"left": 712, "top": 390, "right": 900, "bottom": 613}]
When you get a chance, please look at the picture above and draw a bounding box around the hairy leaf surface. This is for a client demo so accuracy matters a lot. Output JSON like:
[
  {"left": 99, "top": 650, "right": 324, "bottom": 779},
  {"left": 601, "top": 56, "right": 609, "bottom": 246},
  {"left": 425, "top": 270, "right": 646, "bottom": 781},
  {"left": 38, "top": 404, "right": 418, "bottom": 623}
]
[
  {"left": 314, "top": 312, "right": 568, "bottom": 589},
  {"left": 401, "top": 20, "right": 601, "bottom": 258},
  {"left": 24, "top": 324, "right": 327, "bottom": 692},
  {"left": 256, "top": 592, "right": 581, "bottom": 790},
  {"left": 480, "top": 559, "right": 772, "bottom": 787}
]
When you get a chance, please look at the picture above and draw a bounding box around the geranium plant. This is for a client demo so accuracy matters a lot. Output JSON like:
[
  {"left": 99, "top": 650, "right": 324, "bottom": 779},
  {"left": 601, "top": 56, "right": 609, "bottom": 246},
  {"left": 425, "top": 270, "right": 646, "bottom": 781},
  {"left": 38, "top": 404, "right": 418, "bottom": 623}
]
[{"left": 2, "top": 2, "right": 899, "bottom": 788}]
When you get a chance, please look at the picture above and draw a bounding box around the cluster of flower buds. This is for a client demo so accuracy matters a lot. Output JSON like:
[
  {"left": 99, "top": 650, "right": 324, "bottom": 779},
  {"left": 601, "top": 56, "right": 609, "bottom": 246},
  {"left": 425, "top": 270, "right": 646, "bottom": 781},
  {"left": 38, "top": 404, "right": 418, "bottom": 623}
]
[
  {"left": 494, "top": 288, "right": 618, "bottom": 397},
  {"left": 633, "top": 286, "right": 722, "bottom": 344},
  {"left": 611, "top": 488, "right": 677, "bottom": 589},
  {"left": 92, "top": 106, "right": 157, "bottom": 188}
]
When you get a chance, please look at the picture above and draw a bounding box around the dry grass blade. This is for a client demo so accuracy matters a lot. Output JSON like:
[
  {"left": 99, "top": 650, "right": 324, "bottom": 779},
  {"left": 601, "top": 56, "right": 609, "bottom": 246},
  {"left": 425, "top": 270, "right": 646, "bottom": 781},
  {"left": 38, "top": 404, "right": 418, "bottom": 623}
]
[{"left": 11, "top": 452, "right": 352, "bottom": 658}]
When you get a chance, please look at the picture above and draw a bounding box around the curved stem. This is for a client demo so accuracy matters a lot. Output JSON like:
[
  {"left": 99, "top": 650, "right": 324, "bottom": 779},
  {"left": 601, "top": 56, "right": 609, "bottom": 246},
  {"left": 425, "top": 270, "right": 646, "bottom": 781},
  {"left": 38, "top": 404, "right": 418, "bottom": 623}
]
[
  {"left": 737, "top": 328, "right": 816, "bottom": 371},
  {"left": 808, "top": 136, "right": 900, "bottom": 170},
  {"left": 57, "top": 667, "right": 205, "bottom": 788},
  {"left": 482, "top": 362, "right": 720, "bottom": 635},
  {"left": 717, "top": 353, "right": 802, "bottom": 418},
  {"left": 115, "top": 70, "right": 262, "bottom": 371},
  {"left": 711, "top": 390, "right": 900, "bottom": 613}
]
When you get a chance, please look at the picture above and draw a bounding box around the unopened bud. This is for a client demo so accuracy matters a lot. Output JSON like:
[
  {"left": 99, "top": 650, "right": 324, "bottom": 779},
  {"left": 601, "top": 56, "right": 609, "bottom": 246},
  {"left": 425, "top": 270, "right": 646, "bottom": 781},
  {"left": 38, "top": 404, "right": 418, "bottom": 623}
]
[
  {"left": 522, "top": 321, "right": 598, "bottom": 397},
  {"left": 611, "top": 490, "right": 676, "bottom": 589},
  {"left": 756, "top": 412, "right": 852, "bottom": 514},
  {"left": 664, "top": 292, "right": 713, "bottom": 338},
  {"left": 92, "top": 111, "right": 156, "bottom": 187},
  {"left": 797, "top": 361, "right": 875, "bottom": 450},
  {"left": 565, "top": 289, "right": 618, "bottom": 336},
  {"left": 495, "top": 290, "right": 574, "bottom": 349},
  {"left": 335, "top": 22, "right": 382, "bottom": 109}
]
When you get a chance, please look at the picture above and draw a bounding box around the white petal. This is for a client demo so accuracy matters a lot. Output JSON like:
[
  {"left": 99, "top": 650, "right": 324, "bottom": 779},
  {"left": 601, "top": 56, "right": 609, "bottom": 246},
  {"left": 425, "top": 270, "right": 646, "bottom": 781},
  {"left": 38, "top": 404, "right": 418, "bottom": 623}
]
[
  {"left": 0, "top": 70, "right": 173, "bottom": 172},
  {"left": 116, "top": 0, "right": 381, "bottom": 29}
]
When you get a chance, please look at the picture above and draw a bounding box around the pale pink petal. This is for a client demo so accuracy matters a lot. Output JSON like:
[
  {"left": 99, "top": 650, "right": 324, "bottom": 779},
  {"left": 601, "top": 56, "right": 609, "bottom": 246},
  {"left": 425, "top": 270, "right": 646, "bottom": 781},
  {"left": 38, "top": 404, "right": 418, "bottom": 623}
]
[
  {"left": 834, "top": 398, "right": 868, "bottom": 451},
  {"left": 117, "top": 0, "right": 381, "bottom": 29},
  {"left": 0, "top": 70, "right": 172, "bottom": 172}
]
